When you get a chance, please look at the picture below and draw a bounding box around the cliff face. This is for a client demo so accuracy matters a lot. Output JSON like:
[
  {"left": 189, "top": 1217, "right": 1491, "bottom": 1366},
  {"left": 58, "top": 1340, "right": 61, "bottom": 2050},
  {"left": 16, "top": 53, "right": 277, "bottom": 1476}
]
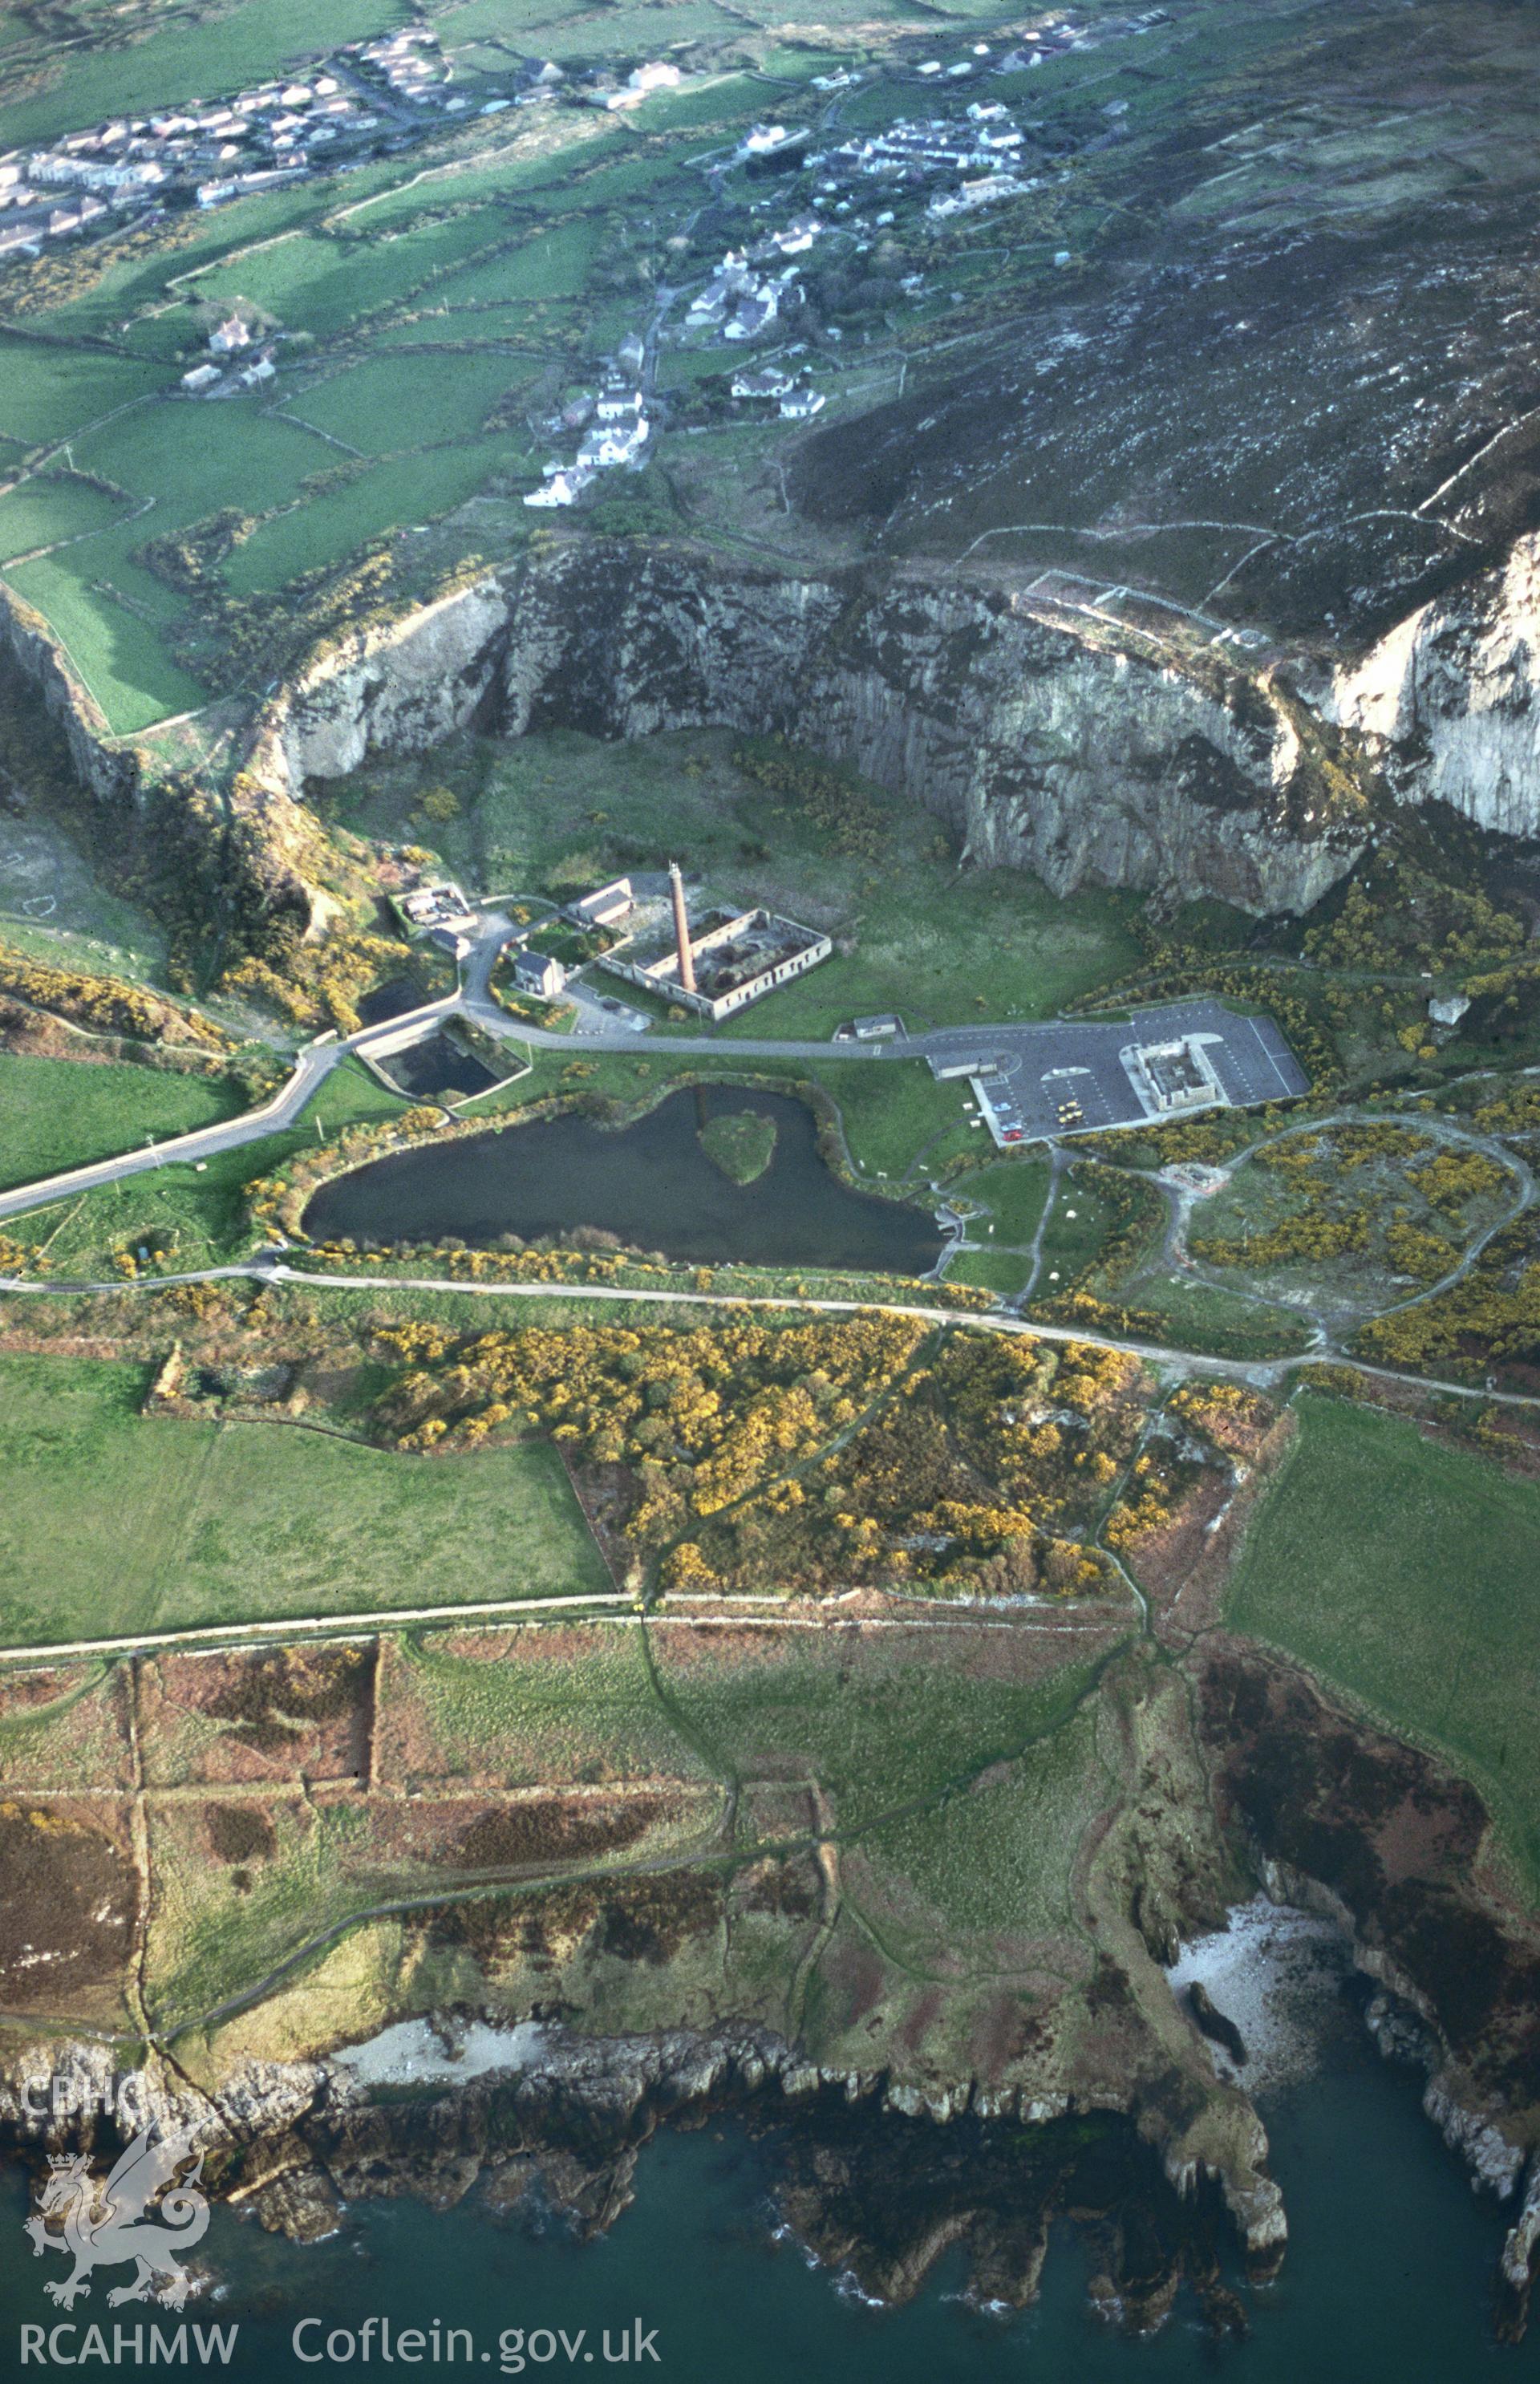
[
  {"left": 262, "top": 545, "right": 1367, "bottom": 916},
  {"left": 0, "top": 588, "right": 138, "bottom": 810},
  {"left": 0, "top": 590, "right": 326, "bottom": 949},
  {"left": 1331, "top": 532, "right": 1540, "bottom": 837},
  {"left": 22, "top": 521, "right": 1540, "bottom": 936}
]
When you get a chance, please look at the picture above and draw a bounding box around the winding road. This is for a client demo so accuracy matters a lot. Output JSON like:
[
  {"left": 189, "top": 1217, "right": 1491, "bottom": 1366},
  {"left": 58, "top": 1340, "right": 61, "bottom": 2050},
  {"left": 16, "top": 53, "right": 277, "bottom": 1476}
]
[
  {"left": 2, "top": 917, "right": 1534, "bottom": 1426},
  {"left": 0, "top": 912, "right": 1298, "bottom": 1222}
]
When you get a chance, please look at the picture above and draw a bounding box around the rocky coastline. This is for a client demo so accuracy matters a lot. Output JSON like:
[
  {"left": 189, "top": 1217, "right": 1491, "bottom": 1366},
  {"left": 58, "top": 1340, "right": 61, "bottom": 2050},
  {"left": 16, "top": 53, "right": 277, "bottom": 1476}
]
[{"left": 0, "top": 2014, "right": 1281, "bottom": 2333}]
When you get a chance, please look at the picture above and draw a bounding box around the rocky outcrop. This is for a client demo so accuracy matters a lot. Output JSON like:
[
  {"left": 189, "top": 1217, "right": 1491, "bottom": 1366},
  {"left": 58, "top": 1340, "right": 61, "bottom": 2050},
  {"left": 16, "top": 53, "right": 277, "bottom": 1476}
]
[
  {"left": 267, "top": 578, "right": 515, "bottom": 783},
  {"left": 1198, "top": 1646, "right": 1540, "bottom": 2228},
  {"left": 0, "top": 587, "right": 140, "bottom": 809},
  {"left": 1330, "top": 531, "right": 1540, "bottom": 837},
  {"left": 258, "top": 543, "right": 1368, "bottom": 916},
  {"left": 0, "top": 2022, "right": 1260, "bottom": 2326},
  {"left": 0, "top": 587, "right": 326, "bottom": 947}
]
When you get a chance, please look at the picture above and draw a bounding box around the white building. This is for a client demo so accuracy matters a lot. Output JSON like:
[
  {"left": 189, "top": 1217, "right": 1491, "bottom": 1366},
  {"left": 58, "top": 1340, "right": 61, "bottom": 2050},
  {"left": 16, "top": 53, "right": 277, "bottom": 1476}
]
[
  {"left": 209, "top": 314, "right": 250, "bottom": 353},
  {"left": 524, "top": 465, "right": 594, "bottom": 507},
  {"left": 180, "top": 363, "right": 222, "bottom": 391},
  {"left": 577, "top": 413, "right": 648, "bottom": 467}
]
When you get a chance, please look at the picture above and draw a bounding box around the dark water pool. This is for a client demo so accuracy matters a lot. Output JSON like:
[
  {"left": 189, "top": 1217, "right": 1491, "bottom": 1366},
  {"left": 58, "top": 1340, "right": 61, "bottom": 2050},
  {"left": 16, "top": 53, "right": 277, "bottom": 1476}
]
[
  {"left": 381, "top": 1032, "right": 500, "bottom": 1102},
  {"left": 303, "top": 1086, "right": 942, "bottom": 1274},
  {"left": 357, "top": 976, "right": 428, "bottom": 1028}
]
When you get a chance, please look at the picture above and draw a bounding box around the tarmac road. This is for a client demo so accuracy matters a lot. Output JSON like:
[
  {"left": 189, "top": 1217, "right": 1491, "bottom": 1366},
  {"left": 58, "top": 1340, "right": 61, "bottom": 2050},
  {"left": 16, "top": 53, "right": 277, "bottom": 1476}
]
[{"left": 0, "top": 912, "right": 1305, "bottom": 1224}]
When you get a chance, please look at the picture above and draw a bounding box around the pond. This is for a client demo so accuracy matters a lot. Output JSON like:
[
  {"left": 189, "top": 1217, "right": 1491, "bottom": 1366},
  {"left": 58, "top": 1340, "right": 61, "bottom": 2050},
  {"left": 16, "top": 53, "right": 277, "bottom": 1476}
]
[
  {"left": 303, "top": 1086, "right": 944, "bottom": 1275},
  {"left": 380, "top": 1031, "right": 500, "bottom": 1102},
  {"left": 357, "top": 975, "right": 428, "bottom": 1027}
]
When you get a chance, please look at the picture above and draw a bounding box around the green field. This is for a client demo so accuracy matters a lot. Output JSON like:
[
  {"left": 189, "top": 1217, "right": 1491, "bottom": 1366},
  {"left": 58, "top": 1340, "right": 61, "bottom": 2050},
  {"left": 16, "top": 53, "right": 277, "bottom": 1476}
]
[
  {"left": 0, "top": 1052, "right": 241, "bottom": 1193},
  {"left": 6, "top": 396, "right": 328, "bottom": 729},
  {"left": 967, "top": 1159, "right": 1052, "bottom": 1243},
  {"left": 647, "top": 1628, "right": 1108, "bottom": 1831},
  {"left": 1226, "top": 1394, "right": 1540, "bottom": 1890},
  {"left": 1030, "top": 1164, "right": 1142, "bottom": 1296},
  {"left": 399, "top": 1620, "right": 704, "bottom": 1785},
  {"left": 222, "top": 435, "right": 509, "bottom": 590},
  {"left": 278, "top": 351, "right": 522, "bottom": 455},
  {"left": 0, "top": 1352, "right": 610, "bottom": 1645},
  {"left": 945, "top": 1246, "right": 1035, "bottom": 1299},
  {"left": 187, "top": 216, "right": 522, "bottom": 339},
  {"left": 0, "top": 476, "right": 128, "bottom": 564},
  {"left": 1100, "top": 1271, "right": 1313, "bottom": 1360},
  {"left": 0, "top": 0, "right": 408, "bottom": 152},
  {"left": 818, "top": 1058, "right": 974, "bottom": 1181},
  {"left": 851, "top": 1702, "right": 1104, "bottom": 1946},
  {"left": 0, "top": 337, "right": 162, "bottom": 449},
  {"left": 2, "top": 1053, "right": 404, "bottom": 1273},
  {"left": 318, "top": 726, "right": 1141, "bottom": 1040}
]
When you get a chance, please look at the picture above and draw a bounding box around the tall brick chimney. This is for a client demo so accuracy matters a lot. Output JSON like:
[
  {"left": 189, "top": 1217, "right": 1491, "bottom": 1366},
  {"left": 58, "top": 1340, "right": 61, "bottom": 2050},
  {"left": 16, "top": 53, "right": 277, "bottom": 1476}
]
[{"left": 669, "top": 861, "right": 697, "bottom": 995}]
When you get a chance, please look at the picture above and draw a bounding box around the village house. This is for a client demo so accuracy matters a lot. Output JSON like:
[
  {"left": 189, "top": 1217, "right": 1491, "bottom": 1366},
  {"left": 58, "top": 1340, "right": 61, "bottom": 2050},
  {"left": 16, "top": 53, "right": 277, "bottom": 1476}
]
[
  {"left": 523, "top": 464, "right": 595, "bottom": 508},
  {"left": 731, "top": 365, "right": 795, "bottom": 399},
  {"left": 512, "top": 950, "right": 567, "bottom": 1000},
  {"left": 576, "top": 389, "right": 649, "bottom": 468}
]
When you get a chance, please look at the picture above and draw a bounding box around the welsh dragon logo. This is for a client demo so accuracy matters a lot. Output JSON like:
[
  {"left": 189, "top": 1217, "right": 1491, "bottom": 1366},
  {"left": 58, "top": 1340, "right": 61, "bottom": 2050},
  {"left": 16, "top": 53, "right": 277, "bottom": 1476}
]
[{"left": 26, "top": 2123, "right": 209, "bottom": 2309}]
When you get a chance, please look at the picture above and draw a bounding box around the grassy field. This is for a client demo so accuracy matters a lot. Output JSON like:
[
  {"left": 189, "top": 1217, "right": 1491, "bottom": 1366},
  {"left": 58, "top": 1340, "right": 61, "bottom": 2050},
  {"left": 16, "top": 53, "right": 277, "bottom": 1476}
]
[
  {"left": 5, "top": 395, "right": 330, "bottom": 729},
  {"left": 1029, "top": 1164, "right": 1140, "bottom": 1297},
  {"left": 221, "top": 435, "right": 509, "bottom": 591},
  {"left": 646, "top": 1627, "right": 1109, "bottom": 1830},
  {"left": 1102, "top": 1271, "right": 1313, "bottom": 1360},
  {"left": 4, "top": 1053, "right": 405, "bottom": 1275},
  {"left": 0, "top": 821, "right": 168, "bottom": 967},
  {"left": 0, "top": 475, "right": 128, "bottom": 562},
  {"left": 0, "top": 337, "right": 162, "bottom": 449},
  {"left": 278, "top": 351, "right": 522, "bottom": 456},
  {"left": 1225, "top": 1393, "right": 1540, "bottom": 1890},
  {"left": 850, "top": 1701, "right": 1103, "bottom": 1950},
  {"left": 0, "top": 1605, "right": 1122, "bottom": 2035},
  {"left": 0, "top": 0, "right": 407, "bottom": 151},
  {"left": 0, "top": 1052, "right": 241, "bottom": 1192},
  {"left": 818, "top": 1058, "right": 974, "bottom": 1180},
  {"left": 321, "top": 726, "right": 1141, "bottom": 1038},
  {"left": 946, "top": 1246, "right": 1035, "bottom": 1299},
  {"left": 0, "top": 1352, "right": 611, "bottom": 1645},
  {"left": 395, "top": 1620, "right": 703, "bottom": 1786},
  {"left": 966, "top": 1159, "right": 1052, "bottom": 1243}
]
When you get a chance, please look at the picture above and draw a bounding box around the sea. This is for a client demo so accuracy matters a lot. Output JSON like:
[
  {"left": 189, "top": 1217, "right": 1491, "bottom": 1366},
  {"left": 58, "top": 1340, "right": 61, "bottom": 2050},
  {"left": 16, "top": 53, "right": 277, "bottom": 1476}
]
[{"left": 0, "top": 2029, "right": 1535, "bottom": 2384}]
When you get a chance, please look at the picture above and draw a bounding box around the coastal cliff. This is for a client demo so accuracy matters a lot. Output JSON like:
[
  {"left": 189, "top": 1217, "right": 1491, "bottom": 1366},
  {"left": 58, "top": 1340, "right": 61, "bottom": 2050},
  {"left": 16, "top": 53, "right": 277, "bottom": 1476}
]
[{"left": 1, "top": 1615, "right": 1534, "bottom": 2324}]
